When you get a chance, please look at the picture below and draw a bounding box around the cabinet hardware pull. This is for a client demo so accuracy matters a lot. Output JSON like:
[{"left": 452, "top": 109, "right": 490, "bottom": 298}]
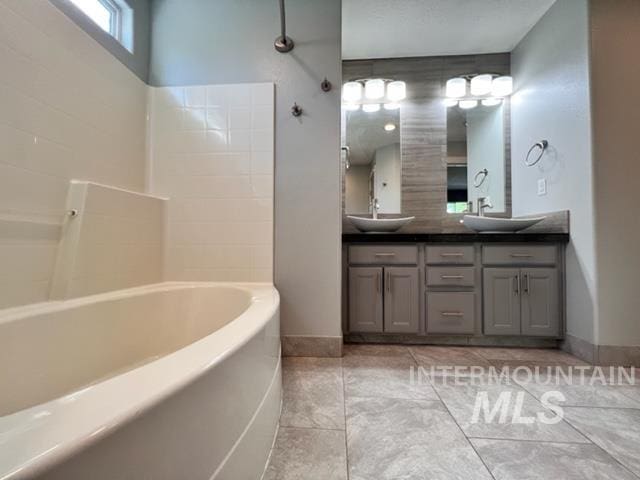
[
  {"left": 510, "top": 253, "right": 533, "bottom": 258},
  {"left": 376, "top": 272, "right": 381, "bottom": 293},
  {"left": 441, "top": 275, "right": 464, "bottom": 280},
  {"left": 375, "top": 253, "right": 396, "bottom": 257},
  {"left": 524, "top": 273, "right": 530, "bottom": 294},
  {"left": 440, "top": 252, "right": 464, "bottom": 257},
  {"left": 441, "top": 311, "right": 464, "bottom": 317},
  {"left": 514, "top": 275, "right": 520, "bottom": 295},
  {"left": 386, "top": 271, "right": 391, "bottom": 293}
]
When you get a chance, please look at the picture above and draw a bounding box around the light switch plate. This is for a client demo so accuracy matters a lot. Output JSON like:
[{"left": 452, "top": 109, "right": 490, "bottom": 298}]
[{"left": 537, "top": 178, "right": 547, "bottom": 196}]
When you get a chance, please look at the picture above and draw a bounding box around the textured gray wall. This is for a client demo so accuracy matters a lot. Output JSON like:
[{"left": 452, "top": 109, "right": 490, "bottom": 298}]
[
  {"left": 590, "top": 0, "right": 640, "bottom": 347},
  {"left": 511, "top": 0, "right": 595, "bottom": 343},
  {"left": 150, "top": 0, "right": 343, "bottom": 339},
  {"left": 50, "top": 0, "right": 151, "bottom": 82}
]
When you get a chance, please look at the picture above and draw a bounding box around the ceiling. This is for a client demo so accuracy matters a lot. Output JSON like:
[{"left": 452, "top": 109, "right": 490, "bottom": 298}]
[{"left": 342, "top": 0, "right": 556, "bottom": 60}]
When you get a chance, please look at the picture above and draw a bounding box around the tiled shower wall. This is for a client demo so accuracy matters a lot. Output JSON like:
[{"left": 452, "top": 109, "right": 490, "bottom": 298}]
[
  {"left": 50, "top": 182, "right": 165, "bottom": 300},
  {"left": 149, "top": 84, "right": 274, "bottom": 282},
  {"left": 0, "top": 0, "right": 148, "bottom": 309}
]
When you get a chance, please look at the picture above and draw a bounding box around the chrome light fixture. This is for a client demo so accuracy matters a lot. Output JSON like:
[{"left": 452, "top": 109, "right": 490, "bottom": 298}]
[
  {"left": 444, "top": 74, "right": 513, "bottom": 110},
  {"left": 459, "top": 99, "right": 478, "bottom": 110},
  {"left": 446, "top": 77, "right": 467, "bottom": 98},
  {"left": 342, "top": 81, "right": 363, "bottom": 103},
  {"left": 386, "top": 81, "right": 407, "bottom": 102},
  {"left": 362, "top": 103, "right": 381, "bottom": 113},
  {"left": 342, "top": 79, "right": 407, "bottom": 113},
  {"left": 491, "top": 76, "right": 513, "bottom": 97},
  {"left": 364, "top": 79, "right": 385, "bottom": 100},
  {"left": 470, "top": 74, "right": 493, "bottom": 96}
]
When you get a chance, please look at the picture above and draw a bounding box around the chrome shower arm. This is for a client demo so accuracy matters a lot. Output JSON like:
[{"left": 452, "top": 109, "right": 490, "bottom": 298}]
[{"left": 274, "top": 0, "right": 294, "bottom": 53}]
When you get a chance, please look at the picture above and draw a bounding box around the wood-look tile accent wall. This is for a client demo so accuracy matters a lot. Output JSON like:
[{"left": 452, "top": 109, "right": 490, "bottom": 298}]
[{"left": 342, "top": 54, "right": 511, "bottom": 233}]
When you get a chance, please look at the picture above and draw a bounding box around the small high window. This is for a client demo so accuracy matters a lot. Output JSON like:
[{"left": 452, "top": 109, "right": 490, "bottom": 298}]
[{"left": 67, "top": 0, "right": 133, "bottom": 52}]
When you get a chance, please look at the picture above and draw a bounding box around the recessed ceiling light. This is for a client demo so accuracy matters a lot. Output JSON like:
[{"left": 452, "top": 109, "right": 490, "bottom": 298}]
[{"left": 384, "top": 123, "right": 396, "bottom": 132}]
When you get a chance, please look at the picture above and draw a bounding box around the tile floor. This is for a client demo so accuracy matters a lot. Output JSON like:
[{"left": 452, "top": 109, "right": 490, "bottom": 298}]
[{"left": 264, "top": 345, "right": 640, "bottom": 480}]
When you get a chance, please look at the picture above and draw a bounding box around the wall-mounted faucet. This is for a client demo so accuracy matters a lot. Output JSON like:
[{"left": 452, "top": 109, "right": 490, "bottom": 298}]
[
  {"left": 372, "top": 198, "right": 380, "bottom": 219},
  {"left": 477, "top": 197, "right": 493, "bottom": 217}
]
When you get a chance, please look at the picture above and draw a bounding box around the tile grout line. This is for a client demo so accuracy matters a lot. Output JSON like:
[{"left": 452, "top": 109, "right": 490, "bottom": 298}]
[
  {"left": 560, "top": 415, "right": 640, "bottom": 480},
  {"left": 277, "top": 425, "right": 346, "bottom": 433},
  {"left": 407, "top": 347, "right": 497, "bottom": 480},
  {"left": 340, "top": 357, "right": 351, "bottom": 480}
]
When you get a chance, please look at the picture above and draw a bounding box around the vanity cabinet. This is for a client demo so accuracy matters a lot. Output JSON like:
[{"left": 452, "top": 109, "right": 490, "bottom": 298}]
[
  {"left": 348, "top": 266, "right": 419, "bottom": 334},
  {"left": 349, "top": 267, "right": 383, "bottom": 332},
  {"left": 344, "top": 237, "right": 567, "bottom": 342},
  {"left": 348, "top": 245, "right": 420, "bottom": 333},
  {"left": 482, "top": 244, "right": 561, "bottom": 337}
]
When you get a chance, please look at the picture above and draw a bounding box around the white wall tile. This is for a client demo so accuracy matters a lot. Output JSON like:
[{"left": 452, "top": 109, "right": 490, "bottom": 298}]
[
  {"left": 0, "top": 0, "right": 147, "bottom": 309},
  {"left": 149, "top": 83, "right": 274, "bottom": 282},
  {"left": 55, "top": 182, "right": 166, "bottom": 299}
]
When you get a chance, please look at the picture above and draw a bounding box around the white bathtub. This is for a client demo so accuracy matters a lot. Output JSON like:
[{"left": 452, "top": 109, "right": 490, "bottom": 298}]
[{"left": 0, "top": 282, "right": 281, "bottom": 480}]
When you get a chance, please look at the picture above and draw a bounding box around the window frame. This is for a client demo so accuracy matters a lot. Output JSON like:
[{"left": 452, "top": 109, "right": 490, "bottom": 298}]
[{"left": 65, "top": 0, "right": 133, "bottom": 52}]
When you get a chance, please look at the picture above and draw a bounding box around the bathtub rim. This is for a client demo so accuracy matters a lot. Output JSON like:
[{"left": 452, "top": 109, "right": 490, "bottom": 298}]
[{"left": 0, "top": 281, "right": 280, "bottom": 480}]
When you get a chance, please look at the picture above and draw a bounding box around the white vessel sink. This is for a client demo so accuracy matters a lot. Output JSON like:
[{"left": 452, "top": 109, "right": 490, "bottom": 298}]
[
  {"left": 347, "top": 216, "right": 415, "bottom": 233},
  {"left": 462, "top": 215, "right": 546, "bottom": 233}
]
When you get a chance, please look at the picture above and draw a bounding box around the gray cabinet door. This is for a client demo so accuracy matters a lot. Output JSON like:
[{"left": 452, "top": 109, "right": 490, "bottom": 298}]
[
  {"left": 521, "top": 268, "right": 560, "bottom": 337},
  {"left": 384, "top": 267, "right": 420, "bottom": 333},
  {"left": 483, "top": 268, "right": 521, "bottom": 335},
  {"left": 349, "top": 267, "right": 383, "bottom": 332}
]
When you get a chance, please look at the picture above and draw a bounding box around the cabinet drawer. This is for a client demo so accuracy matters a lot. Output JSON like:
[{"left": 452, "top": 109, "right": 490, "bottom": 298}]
[
  {"left": 482, "top": 245, "right": 557, "bottom": 265},
  {"left": 349, "top": 245, "right": 418, "bottom": 265},
  {"left": 427, "top": 267, "right": 475, "bottom": 287},
  {"left": 427, "top": 292, "right": 475, "bottom": 334},
  {"left": 426, "top": 245, "right": 474, "bottom": 265}
]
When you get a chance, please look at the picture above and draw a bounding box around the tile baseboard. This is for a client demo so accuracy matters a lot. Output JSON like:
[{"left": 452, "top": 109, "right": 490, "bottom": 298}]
[
  {"left": 561, "top": 334, "right": 597, "bottom": 364},
  {"left": 282, "top": 335, "right": 343, "bottom": 358},
  {"left": 562, "top": 334, "right": 640, "bottom": 366}
]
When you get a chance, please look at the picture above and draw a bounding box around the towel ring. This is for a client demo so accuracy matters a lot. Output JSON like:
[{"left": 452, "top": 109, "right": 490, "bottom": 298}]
[
  {"left": 525, "top": 140, "right": 548, "bottom": 167},
  {"left": 473, "top": 168, "right": 488, "bottom": 188}
]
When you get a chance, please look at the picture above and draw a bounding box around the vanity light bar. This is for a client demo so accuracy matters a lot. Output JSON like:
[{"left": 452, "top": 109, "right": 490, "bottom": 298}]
[
  {"left": 445, "top": 74, "right": 513, "bottom": 99},
  {"left": 342, "top": 79, "right": 407, "bottom": 109}
]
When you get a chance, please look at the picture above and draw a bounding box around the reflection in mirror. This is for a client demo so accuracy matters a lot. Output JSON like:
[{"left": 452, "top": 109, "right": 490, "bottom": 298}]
[
  {"left": 345, "top": 107, "right": 401, "bottom": 214},
  {"left": 446, "top": 102, "right": 505, "bottom": 214}
]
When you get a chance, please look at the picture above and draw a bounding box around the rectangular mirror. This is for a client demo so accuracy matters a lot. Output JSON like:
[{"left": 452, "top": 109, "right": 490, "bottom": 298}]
[
  {"left": 344, "top": 107, "right": 401, "bottom": 214},
  {"left": 446, "top": 102, "right": 506, "bottom": 214}
]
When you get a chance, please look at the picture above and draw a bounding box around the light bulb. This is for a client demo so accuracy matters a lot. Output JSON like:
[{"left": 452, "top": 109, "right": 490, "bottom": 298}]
[
  {"left": 470, "top": 74, "right": 493, "bottom": 96},
  {"left": 446, "top": 77, "right": 466, "bottom": 98},
  {"left": 364, "top": 79, "right": 385, "bottom": 100},
  {"left": 459, "top": 99, "right": 478, "bottom": 109},
  {"left": 342, "top": 82, "right": 363, "bottom": 103},
  {"left": 384, "top": 103, "right": 400, "bottom": 110},
  {"left": 443, "top": 99, "right": 458, "bottom": 107},
  {"left": 387, "top": 81, "right": 406, "bottom": 102},
  {"left": 362, "top": 103, "right": 381, "bottom": 113},
  {"left": 481, "top": 98, "right": 502, "bottom": 107},
  {"left": 384, "top": 123, "right": 396, "bottom": 132},
  {"left": 491, "top": 76, "right": 513, "bottom": 97}
]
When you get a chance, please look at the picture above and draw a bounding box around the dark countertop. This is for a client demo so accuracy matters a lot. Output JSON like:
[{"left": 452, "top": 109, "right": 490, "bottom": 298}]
[{"left": 342, "top": 232, "right": 570, "bottom": 243}]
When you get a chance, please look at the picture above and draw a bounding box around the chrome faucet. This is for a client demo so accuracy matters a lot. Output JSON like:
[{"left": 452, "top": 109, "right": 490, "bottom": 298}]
[
  {"left": 477, "top": 197, "right": 493, "bottom": 217},
  {"left": 372, "top": 198, "right": 380, "bottom": 219}
]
